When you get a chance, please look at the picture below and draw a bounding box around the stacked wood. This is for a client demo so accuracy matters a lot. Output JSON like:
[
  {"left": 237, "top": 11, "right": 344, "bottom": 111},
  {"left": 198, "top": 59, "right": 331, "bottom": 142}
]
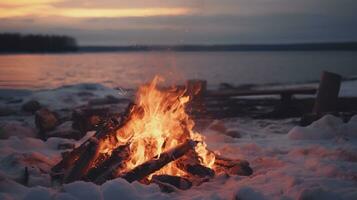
[
  {"left": 120, "top": 140, "right": 197, "bottom": 183},
  {"left": 64, "top": 138, "right": 100, "bottom": 183},
  {"left": 177, "top": 150, "right": 215, "bottom": 178},
  {"left": 51, "top": 104, "right": 132, "bottom": 182},
  {"left": 88, "top": 144, "right": 130, "bottom": 184},
  {"left": 50, "top": 101, "right": 253, "bottom": 190}
]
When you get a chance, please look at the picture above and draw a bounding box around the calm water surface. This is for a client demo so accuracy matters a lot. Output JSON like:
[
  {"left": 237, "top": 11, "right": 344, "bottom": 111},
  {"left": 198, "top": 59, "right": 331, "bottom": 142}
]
[{"left": 0, "top": 51, "right": 357, "bottom": 89}]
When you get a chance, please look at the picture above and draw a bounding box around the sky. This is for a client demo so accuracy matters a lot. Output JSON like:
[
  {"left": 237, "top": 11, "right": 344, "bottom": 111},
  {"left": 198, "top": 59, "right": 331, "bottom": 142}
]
[{"left": 0, "top": 0, "right": 357, "bottom": 45}]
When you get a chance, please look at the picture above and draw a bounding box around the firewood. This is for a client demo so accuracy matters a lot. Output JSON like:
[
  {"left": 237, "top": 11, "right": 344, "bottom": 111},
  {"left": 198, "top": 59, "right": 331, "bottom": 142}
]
[
  {"left": 51, "top": 104, "right": 132, "bottom": 175},
  {"left": 152, "top": 175, "right": 192, "bottom": 191},
  {"left": 51, "top": 142, "right": 87, "bottom": 174},
  {"left": 120, "top": 140, "right": 197, "bottom": 183},
  {"left": 64, "top": 139, "right": 100, "bottom": 183},
  {"left": 51, "top": 115, "right": 119, "bottom": 174},
  {"left": 176, "top": 151, "right": 215, "bottom": 178},
  {"left": 214, "top": 155, "right": 253, "bottom": 176},
  {"left": 85, "top": 144, "right": 130, "bottom": 183}
]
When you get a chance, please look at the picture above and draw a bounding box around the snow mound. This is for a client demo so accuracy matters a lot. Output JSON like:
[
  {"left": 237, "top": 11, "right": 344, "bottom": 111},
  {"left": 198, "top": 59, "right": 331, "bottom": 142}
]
[{"left": 288, "top": 115, "right": 357, "bottom": 140}]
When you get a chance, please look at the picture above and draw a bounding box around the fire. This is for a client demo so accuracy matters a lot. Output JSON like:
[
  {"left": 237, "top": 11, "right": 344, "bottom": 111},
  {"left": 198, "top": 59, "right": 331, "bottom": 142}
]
[{"left": 99, "top": 76, "right": 215, "bottom": 179}]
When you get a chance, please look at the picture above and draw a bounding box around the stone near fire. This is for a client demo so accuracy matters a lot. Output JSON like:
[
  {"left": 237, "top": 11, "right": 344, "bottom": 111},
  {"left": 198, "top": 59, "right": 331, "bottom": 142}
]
[
  {"left": 35, "top": 108, "right": 59, "bottom": 133},
  {"left": 46, "top": 121, "right": 82, "bottom": 140},
  {"left": 225, "top": 130, "right": 241, "bottom": 138},
  {"left": 22, "top": 100, "right": 42, "bottom": 113}
]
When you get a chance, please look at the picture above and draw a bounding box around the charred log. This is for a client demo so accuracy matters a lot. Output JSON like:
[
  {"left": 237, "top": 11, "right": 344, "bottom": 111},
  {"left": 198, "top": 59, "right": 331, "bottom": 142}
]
[
  {"left": 120, "top": 140, "right": 197, "bottom": 183},
  {"left": 177, "top": 151, "right": 215, "bottom": 178},
  {"left": 64, "top": 139, "right": 100, "bottom": 183},
  {"left": 85, "top": 144, "right": 130, "bottom": 183}
]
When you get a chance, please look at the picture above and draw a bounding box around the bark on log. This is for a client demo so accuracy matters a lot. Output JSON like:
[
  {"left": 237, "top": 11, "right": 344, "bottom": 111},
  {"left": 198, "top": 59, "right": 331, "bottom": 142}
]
[
  {"left": 51, "top": 103, "right": 133, "bottom": 175},
  {"left": 177, "top": 150, "right": 215, "bottom": 178},
  {"left": 51, "top": 142, "right": 88, "bottom": 174},
  {"left": 85, "top": 144, "right": 130, "bottom": 183},
  {"left": 120, "top": 140, "right": 197, "bottom": 183},
  {"left": 64, "top": 139, "right": 100, "bottom": 183}
]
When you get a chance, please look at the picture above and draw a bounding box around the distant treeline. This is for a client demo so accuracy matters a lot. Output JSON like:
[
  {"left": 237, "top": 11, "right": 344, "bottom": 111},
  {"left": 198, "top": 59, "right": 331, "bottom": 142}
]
[
  {"left": 0, "top": 33, "right": 78, "bottom": 53},
  {"left": 80, "top": 42, "right": 357, "bottom": 52}
]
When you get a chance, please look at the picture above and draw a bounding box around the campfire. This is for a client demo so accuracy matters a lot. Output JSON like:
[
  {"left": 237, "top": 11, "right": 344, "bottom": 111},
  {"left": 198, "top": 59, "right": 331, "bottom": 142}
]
[{"left": 51, "top": 76, "right": 252, "bottom": 192}]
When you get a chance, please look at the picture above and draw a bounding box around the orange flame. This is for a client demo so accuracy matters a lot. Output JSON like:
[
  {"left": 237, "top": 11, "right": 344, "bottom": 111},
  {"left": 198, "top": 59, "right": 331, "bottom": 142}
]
[{"left": 100, "top": 76, "right": 215, "bottom": 178}]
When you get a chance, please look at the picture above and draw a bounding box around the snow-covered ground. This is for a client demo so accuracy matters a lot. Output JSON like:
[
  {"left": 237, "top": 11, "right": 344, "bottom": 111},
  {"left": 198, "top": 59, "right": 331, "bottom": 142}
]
[{"left": 0, "top": 83, "right": 357, "bottom": 200}]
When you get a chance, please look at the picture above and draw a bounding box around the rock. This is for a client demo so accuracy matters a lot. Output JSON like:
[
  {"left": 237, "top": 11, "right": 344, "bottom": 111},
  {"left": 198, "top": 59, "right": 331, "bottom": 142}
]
[
  {"left": 46, "top": 121, "right": 82, "bottom": 140},
  {"left": 225, "top": 130, "right": 241, "bottom": 138},
  {"left": 88, "top": 95, "right": 129, "bottom": 106},
  {"left": 22, "top": 100, "right": 41, "bottom": 113},
  {"left": 35, "top": 108, "right": 58, "bottom": 133},
  {"left": 0, "top": 121, "right": 37, "bottom": 139}
]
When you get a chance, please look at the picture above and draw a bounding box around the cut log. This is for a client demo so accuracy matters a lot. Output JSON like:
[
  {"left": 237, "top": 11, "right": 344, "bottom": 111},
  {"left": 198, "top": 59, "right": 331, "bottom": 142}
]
[
  {"left": 152, "top": 175, "right": 192, "bottom": 190},
  {"left": 214, "top": 155, "right": 252, "bottom": 176},
  {"left": 51, "top": 142, "right": 88, "bottom": 174},
  {"left": 120, "top": 140, "right": 197, "bottom": 183},
  {"left": 177, "top": 151, "right": 215, "bottom": 178},
  {"left": 64, "top": 139, "right": 100, "bottom": 183},
  {"left": 85, "top": 144, "right": 130, "bottom": 183}
]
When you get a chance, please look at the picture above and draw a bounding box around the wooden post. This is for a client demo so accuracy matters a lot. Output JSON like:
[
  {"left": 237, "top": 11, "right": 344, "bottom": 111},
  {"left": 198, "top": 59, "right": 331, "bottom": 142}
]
[
  {"left": 186, "top": 80, "right": 207, "bottom": 114},
  {"left": 313, "top": 71, "right": 342, "bottom": 114}
]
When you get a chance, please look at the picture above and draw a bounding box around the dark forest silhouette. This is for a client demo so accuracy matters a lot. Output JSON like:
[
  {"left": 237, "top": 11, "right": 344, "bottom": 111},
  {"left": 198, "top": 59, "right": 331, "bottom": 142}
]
[{"left": 0, "top": 33, "right": 78, "bottom": 53}]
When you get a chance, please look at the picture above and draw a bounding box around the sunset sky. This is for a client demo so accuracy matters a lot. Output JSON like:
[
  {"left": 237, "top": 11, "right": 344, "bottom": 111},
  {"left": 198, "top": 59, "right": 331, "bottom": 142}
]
[{"left": 0, "top": 0, "right": 356, "bottom": 45}]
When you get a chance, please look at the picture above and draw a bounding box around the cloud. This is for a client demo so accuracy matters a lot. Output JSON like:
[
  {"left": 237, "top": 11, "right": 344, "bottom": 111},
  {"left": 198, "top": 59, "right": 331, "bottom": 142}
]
[
  {"left": 0, "top": 0, "right": 192, "bottom": 18},
  {"left": 0, "top": 0, "right": 357, "bottom": 44},
  {"left": 56, "top": 7, "right": 191, "bottom": 18}
]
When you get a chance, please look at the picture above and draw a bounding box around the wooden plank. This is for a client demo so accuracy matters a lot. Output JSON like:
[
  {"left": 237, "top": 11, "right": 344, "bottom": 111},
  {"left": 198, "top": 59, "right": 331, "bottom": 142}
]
[{"left": 206, "top": 87, "right": 317, "bottom": 98}]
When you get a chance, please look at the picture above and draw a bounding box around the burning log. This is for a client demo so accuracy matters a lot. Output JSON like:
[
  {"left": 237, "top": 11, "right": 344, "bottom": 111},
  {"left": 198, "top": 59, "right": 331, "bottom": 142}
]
[
  {"left": 214, "top": 155, "right": 253, "bottom": 176},
  {"left": 120, "top": 140, "right": 197, "bottom": 183},
  {"left": 64, "top": 138, "right": 100, "bottom": 183},
  {"left": 51, "top": 142, "right": 87, "bottom": 175},
  {"left": 177, "top": 150, "right": 215, "bottom": 178},
  {"left": 85, "top": 144, "right": 130, "bottom": 183}
]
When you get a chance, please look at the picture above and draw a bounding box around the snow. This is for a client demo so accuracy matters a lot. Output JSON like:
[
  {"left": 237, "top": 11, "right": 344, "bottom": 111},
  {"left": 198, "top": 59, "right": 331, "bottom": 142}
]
[
  {"left": 288, "top": 115, "right": 357, "bottom": 140},
  {"left": 0, "top": 84, "right": 357, "bottom": 200}
]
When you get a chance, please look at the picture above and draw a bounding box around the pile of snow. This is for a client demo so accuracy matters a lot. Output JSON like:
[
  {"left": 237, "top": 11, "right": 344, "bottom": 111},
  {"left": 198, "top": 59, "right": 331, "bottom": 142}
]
[
  {"left": 24, "top": 83, "right": 132, "bottom": 110},
  {"left": 288, "top": 115, "right": 357, "bottom": 140}
]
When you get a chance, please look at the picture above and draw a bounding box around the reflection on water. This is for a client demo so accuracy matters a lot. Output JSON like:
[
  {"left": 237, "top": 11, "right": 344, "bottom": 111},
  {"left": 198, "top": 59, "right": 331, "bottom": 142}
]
[{"left": 0, "top": 51, "right": 357, "bottom": 90}]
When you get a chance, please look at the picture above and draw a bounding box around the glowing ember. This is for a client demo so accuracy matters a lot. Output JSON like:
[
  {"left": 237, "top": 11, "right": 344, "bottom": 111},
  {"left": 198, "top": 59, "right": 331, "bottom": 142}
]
[{"left": 99, "top": 76, "right": 215, "bottom": 179}]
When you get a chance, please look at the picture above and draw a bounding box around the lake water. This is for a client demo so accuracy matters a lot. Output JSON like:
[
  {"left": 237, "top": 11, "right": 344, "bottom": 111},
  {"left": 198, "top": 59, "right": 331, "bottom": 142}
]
[{"left": 0, "top": 51, "right": 357, "bottom": 90}]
